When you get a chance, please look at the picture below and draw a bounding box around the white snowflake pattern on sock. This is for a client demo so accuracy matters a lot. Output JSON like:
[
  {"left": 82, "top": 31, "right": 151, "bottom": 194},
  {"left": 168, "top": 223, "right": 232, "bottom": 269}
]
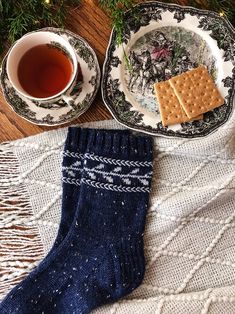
[
  {"left": 104, "top": 176, "right": 114, "bottom": 183},
  {"left": 139, "top": 179, "right": 149, "bottom": 186},
  {"left": 131, "top": 168, "right": 140, "bottom": 174},
  {"left": 73, "top": 160, "right": 82, "bottom": 167},
  {"left": 88, "top": 172, "right": 97, "bottom": 180},
  {"left": 95, "top": 163, "right": 105, "bottom": 170},
  {"left": 113, "top": 166, "right": 122, "bottom": 172},
  {"left": 122, "top": 178, "right": 131, "bottom": 185}
]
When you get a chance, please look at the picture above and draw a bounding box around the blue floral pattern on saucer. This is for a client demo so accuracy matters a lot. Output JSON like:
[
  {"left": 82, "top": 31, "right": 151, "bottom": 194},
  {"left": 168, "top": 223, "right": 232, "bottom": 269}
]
[{"left": 0, "top": 27, "right": 100, "bottom": 126}]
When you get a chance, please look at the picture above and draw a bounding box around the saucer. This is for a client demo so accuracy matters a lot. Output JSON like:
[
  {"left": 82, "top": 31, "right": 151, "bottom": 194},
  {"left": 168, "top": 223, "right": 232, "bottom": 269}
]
[{"left": 0, "top": 27, "right": 100, "bottom": 126}]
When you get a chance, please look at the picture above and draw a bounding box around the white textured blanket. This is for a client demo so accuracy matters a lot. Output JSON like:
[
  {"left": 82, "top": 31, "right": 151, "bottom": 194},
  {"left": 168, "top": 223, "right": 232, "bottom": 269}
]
[{"left": 1, "top": 116, "right": 235, "bottom": 313}]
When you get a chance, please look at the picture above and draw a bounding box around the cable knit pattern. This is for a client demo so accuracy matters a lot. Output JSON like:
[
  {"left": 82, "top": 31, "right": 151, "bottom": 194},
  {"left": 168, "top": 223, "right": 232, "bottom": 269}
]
[{"left": 0, "top": 117, "right": 235, "bottom": 313}]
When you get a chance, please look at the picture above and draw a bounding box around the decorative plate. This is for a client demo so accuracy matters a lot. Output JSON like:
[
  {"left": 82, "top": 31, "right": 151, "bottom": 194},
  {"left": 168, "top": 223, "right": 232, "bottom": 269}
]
[
  {"left": 102, "top": 1, "right": 235, "bottom": 138},
  {"left": 0, "top": 27, "right": 100, "bottom": 126}
]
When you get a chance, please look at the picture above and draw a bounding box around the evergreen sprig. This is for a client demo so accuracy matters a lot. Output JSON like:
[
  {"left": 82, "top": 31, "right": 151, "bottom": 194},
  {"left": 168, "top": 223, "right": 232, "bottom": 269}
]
[
  {"left": 0, "top": 0, "right": 80, "bottom": 54},
  {"left": 0, "top": 0, "right": 234, "bottom": 55},
  {"left": 99, "top": 0, "right": 134, "bottom": 45}
]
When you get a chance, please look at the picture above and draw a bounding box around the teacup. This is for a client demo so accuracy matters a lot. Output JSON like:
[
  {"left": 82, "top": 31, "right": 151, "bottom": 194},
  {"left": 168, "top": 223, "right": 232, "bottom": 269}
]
[{"left": 6, "top": 31, "right": 78, "bottom": 103}]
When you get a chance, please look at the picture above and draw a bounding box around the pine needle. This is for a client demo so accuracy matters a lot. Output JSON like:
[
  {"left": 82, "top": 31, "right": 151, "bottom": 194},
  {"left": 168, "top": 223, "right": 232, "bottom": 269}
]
[{"left": 0, "top": 0, "right": 80, "bottom": 55}]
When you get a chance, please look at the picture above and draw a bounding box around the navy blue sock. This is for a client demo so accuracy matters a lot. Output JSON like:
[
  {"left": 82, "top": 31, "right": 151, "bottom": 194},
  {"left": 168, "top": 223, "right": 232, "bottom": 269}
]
[
  {"left": 52, "top": 129, "right": 84, "bottom": 249},
  {"left": 54, "top": 128, "right": 130, "bottom": 249},
  {"left": 1, "top": 128, "right": 153, "bottom": 314}
]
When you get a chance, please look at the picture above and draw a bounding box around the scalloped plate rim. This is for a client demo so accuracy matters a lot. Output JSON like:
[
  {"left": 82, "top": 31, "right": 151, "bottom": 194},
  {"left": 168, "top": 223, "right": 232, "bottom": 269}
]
[
  {"left": 102, "top": 1, "right": 235, "bottom": 138},
  {"left": 0, "top": 27, "right": 101, "bottom": 126}
]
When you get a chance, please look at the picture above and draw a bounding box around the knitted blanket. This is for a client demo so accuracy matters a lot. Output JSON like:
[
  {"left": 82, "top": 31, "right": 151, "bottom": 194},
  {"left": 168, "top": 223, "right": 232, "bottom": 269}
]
[{"left": 1, "top": 116, "right": 235, "bottom": 313}]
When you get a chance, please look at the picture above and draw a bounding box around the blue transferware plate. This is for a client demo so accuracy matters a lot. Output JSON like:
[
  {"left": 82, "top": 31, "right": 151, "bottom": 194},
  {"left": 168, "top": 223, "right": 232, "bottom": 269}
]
[{"left": 102, "top": 1, "right": 235, "bottom": 138}]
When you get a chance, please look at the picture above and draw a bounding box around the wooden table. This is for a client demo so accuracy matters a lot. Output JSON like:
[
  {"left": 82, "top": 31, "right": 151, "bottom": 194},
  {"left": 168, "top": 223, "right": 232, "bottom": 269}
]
[
  {"left": 0, "top": 1, "right": 113, "bottom": 142},
  {"left": 0, "top": 1, "right": 192, "bottom": 142}
]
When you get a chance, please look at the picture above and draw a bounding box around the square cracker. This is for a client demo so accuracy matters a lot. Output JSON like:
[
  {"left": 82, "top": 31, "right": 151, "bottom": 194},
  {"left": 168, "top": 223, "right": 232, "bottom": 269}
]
[
  {"left": 154, "top": 81, "right": 202, "bottom": 126},
  {"left": 169, "top": 66, "right": 224, "bottom": 118}
]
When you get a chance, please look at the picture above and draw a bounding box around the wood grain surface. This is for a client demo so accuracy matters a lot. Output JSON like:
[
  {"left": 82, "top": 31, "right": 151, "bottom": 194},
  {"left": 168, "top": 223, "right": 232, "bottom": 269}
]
[
  {"left": 0, "top": 1, "right": 112, "bottom": 142},
  {"left": 0, "top": 1, "right": 188, "bottom": 142}
]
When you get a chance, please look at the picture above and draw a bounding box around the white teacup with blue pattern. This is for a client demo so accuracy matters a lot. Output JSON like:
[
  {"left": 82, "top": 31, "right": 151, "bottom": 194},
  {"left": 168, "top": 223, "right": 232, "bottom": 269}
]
[{"left": 6, "top": 31, "right": 78, "bottom": 104}]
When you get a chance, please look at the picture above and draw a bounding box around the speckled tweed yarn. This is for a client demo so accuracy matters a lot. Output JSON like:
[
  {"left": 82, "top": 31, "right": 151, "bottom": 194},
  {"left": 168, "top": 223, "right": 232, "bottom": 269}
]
[
  {"left": 1, "top": 117, "right": 235, "bottom": 314},
  {"left": 0, "top": 127, "right": 153, "bottom": 314}
]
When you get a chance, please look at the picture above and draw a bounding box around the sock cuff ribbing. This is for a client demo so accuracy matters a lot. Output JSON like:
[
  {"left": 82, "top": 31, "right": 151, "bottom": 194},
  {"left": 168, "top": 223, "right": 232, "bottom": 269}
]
[{"left": 66, "top": 127, "right": 153, "bottom": 161}]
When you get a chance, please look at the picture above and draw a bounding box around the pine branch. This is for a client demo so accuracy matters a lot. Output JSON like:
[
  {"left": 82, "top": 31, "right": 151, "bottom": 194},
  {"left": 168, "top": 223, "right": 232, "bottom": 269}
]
[
  {"left": 0, "top": 0, "right": 80, "bottom": 54},
  {"left": 99, "top": 0, "right": 134, "bottom": 45},
  {"left": 0, "top": 0, "right": 234, "bottom": 57}
]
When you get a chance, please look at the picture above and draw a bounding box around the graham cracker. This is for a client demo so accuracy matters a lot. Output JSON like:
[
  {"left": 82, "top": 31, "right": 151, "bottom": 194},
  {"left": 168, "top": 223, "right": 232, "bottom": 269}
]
[
  {"left": 169, "top": 66, "right": 224, "bottom": 118},
  {"left": 154, "top": 81, "right": 203, "bottom": 126}
]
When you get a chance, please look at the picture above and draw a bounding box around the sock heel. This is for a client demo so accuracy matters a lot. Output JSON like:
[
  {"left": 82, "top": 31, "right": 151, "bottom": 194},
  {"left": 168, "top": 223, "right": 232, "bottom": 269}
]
[{"left": 109, "top": 236, "right": 145, "bottom": 299}]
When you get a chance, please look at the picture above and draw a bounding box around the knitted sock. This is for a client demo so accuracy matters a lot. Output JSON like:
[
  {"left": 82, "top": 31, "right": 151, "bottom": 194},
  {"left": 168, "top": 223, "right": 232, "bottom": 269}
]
[
  {"left": 54, "top": 128, "right": 130, "bottom": 249},
  {"left": 33, "top": 129, "right": 96, "bottom": 266},
  {"left": 1, "top": 128, "right": 153, "bottom": 314},
  {"left": 52, "top": 128, "right": 84, "bottom": 250}
]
